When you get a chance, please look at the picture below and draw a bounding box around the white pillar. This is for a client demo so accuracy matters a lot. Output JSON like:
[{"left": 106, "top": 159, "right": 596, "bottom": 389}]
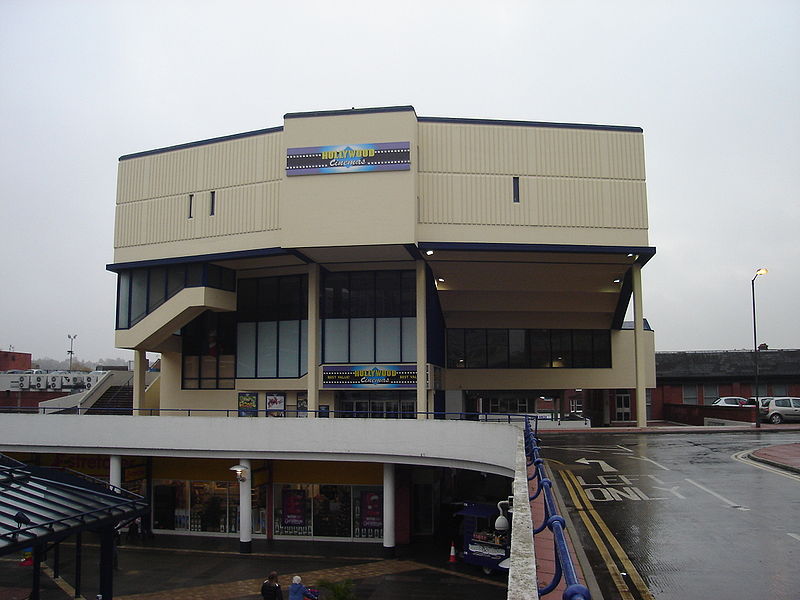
[
  {"left": 307, "top": 264, "right": 320, "bottom": 418},
  {"left": 238, "top": 459, "right": 252, "bottom": 553},
  {"left": 416, "top": 261, "right": 427, "bottom": 419},
  {"left": 109, "top": 455, "right": 122, "bottom": 490},
  {"left": 383, "top": 463, "right": 395, "bottom": 556},
  {"left": 632, "top": 264, "right": 648, "bottom": 428},
  {"left": 133, "top": 350, "right": 147, "bottom": 415}
]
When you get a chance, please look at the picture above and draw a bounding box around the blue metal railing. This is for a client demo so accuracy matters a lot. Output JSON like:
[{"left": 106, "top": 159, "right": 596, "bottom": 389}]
[{"left": 525, "top": 416, "right": 591, "bottom": 600}]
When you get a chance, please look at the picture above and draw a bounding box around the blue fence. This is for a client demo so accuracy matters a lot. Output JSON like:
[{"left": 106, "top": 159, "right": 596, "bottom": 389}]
[{"left": 525, "top": 416, "right": 590, "bottom": 600}]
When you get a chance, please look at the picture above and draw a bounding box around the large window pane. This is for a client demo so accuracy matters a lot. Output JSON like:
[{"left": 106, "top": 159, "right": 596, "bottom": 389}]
[
  {"left": 401, "top": 271, "right": 416, "bottom": 317},
  {"left": 401, "top": 317, "right": 416, "bottom": 363},
  {"left": 237, "top": 279, "right": 259, "bottom": 321},
  {"left": 117, "top": 271, "right": 131, "bottom": 329},
  {"left": 258, "top": 278, "right": 279, "bottom": 321},
  {"left": 300, "top": 320, "right": 308, "bottom": 376},
  {"left": 279, "top": 276, "right": 302, "bottom": 320},
  {"left": 323, "top": 272, "right": 349, "bottom": 318},
  {"left": 236, "top": 323, "right": 256, "bottom": 378},
  {"left": 167, "top": 265, "right": 185, "bottom": 298},
  {"left": 465, "top": 329, "right": 487, "bottom": 368},
  {"left": 375, "top": 271, "right": 401, "bottom": 317},
  {"left": 509, "top": 329, "right": 528, "bottom": 368},
  {"left": 447, "top": 329, "right": 465, "bottom": 368},
  {"left": 487, "top": 330, "right": 509, "bottom": 368},
  {"left": 375, "top": 318, "right": 401, "bottom": 363},
  {"left": 350, "top": 272, "right": 375, "bottom": 318},
  {"left": 324, "top": 319, "right": 349, "bottom": 362},
  {"left": 130, "top": 269, "right": 148, "bottom": 325},
  {"left": 148, "top": 267, "right": 166, "bottom": 312},
  {"left": 278, "top": 320, "right": 300, "bottom": 377},
  {"left": 529, "top": 330, "right": 550, "bottom": 368},
  {"left": 550, "top": 330, "right": 572, "bottom": 367},
  {"left": 313, "top": 485, "right": 352, "bottom": 538},
  {"left": 257, "top": 322, "right": 278, "bottom": 378},
  {"left": 274, "top": 484, "right": 313, "bottom": 537},
  {"left": 353, "top": 487, "right": 383, "bottom": 539},
  {"left": 350, "top": 319, "right": 375, "bottom": 362}
]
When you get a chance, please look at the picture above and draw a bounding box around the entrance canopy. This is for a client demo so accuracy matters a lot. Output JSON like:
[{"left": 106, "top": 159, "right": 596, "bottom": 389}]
[{"left": 0, "top": 456, "right": 148, "bottom": 556}]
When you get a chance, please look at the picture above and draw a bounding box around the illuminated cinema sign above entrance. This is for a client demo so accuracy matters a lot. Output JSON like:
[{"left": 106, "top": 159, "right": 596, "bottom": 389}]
[
  {"left": 286, "top": 141, "right": 410, "bottom": 176},
  {"left": 322, "top": 365, "right": 416, "bottom": 388}
]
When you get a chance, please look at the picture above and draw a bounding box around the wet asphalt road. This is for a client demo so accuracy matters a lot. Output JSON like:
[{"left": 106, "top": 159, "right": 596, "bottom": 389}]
[{"left": 540, "top": 430, "right": 800, "bottom": 600}]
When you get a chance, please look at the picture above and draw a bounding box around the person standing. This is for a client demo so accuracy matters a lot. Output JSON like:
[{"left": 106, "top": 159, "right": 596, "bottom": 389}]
[
  {"left": 288, "top": 575, "right": 318, "bottom": 600},
  {"left": 261, "top": 571, "right": 283, "bottom": 600}
]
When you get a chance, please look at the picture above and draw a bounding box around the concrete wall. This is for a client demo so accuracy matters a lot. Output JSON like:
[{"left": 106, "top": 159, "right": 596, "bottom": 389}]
[{"left": 0, "top": 414, "right": 519, "bottom": 477}]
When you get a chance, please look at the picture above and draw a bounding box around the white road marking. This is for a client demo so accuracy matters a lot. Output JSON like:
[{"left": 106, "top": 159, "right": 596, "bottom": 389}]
[
  {"left": 789, "top": 533, "right": 800, "bottom": 543},
  {"left": 685, "top": 478, "right": 749, "bottom": 510},
  {"left": 628, "top": 456, "right": 671, "bottom": 470},
  {"left": 576, "top": 458, "right": 618, "bottom": 472}
]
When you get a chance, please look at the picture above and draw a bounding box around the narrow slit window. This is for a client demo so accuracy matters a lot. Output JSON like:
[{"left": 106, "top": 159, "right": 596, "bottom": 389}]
[
  {"left": 512, "top": 177, "right": 520, "bottom": 203},
  {"left": 188, "top": 194, "right": 194, "bottom": 218},
  {"left": 210, "top": 190, "right": 216, "bottom": 216}
]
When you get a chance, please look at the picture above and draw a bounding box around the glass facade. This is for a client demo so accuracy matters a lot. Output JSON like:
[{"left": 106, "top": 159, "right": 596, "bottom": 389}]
[
  {"left": 182, "top": 311, "right": 236, "bottom": 389},
  {"left": 236, "top": 275, "right": 308, "bottom": 379},
  {"left": 152, "top": 479, "right": 240, "bottom": 533},
  {"left": 447, "top": 328, "right": 611, "bottom": 369},
  {"left": 116, "top": 263, "right": 235, "bottom": 329},
  {"left": 322, "top": 271, "right": 416, "bottom": 364},
  {"left": 335, "top": 390, "right": 417, "bottom": 418}
]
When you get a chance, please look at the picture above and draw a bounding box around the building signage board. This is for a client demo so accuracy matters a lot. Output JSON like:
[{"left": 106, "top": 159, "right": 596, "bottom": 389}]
[
  {"left": 322, "top": 364, "right": 416, "bottom": 388},
  {"left": 286, "top": 141, "right": 410, "bottom": 176}
]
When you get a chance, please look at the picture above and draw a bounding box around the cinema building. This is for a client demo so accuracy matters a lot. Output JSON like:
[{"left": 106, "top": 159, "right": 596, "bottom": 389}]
[{"left": 3, "top": 106, "right": 655, "bottom": 550}]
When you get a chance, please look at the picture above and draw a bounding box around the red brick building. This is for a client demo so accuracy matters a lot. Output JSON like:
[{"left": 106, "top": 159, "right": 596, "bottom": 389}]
[{"left": 0, "top": 350, "right": 31, "bottom": 372}]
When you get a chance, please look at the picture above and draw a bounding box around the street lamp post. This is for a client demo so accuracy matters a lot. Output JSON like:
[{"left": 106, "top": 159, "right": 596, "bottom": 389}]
[
  {"left": 751, "top": 268, "right": 767, "bottom": 429},
  {"left": 67, "top": 334, "right": 77, "bottom": 371}
]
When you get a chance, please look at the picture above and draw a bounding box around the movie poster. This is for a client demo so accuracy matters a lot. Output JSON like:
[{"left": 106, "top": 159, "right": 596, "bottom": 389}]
[
  {"left": 237, "top": 392, "right": 258, "bottom": 417},
  {"left": 282, "top": 489, "right": 306, "bottom": 526},
  {"left": 360, "top": 491, "right": 382, "bottom": 528}
]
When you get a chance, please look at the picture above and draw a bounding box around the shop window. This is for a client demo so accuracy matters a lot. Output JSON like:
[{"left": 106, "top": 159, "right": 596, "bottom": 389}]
[
  {"left": 353, "top": 487, "right": 383, "bottom": 539},
  {"left": 336, "top": 390, "right": 416, "bottom": 419},
  {"left": 313, "top": 485, "right": 352, "bottom": 538},
  {"left": 274, "top": 484, "right": 313, "bottom": 537}
]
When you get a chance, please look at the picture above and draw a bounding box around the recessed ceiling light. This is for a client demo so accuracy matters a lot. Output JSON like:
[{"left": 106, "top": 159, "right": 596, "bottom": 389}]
[
  {"left": 425, "top": 250, "right": 434, "bottom": 256},
  {"left": 437, "top": 277, "right": 445, "bottom": 282},
  {"left": 613, "top": 278, "right": 621, "bottom": 283}
]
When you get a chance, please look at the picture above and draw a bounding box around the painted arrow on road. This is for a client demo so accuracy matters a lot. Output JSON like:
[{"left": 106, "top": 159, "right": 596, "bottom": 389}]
[{"left": 575, "top": 458, "right": 618, "bottom": 472}]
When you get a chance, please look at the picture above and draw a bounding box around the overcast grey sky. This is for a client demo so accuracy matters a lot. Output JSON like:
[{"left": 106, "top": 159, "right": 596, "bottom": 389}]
[{"left": 1, "top": 0, "right": 798, "bottom": 364}]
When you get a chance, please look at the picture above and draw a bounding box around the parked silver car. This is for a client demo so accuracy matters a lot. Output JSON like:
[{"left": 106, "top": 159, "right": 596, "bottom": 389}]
[
  {"left": 759, "top": 397, "right": 800, "bottom": 424},
  {"left": 711, "top": 396, "right": 752, "bottom": 407}
]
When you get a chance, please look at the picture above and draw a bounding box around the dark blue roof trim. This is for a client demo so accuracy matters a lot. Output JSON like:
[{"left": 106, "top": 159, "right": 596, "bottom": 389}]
[
  {"left": 403, "top": 243, "right": 423, "bottom": 260},
  {"left": 418, "top": 242, "right": 656, "bottom": 265},
  {"left": 119, "top": 126, "right": 284, "bottom": 161},
  {"left": 106, "top": 247, "right": 291, "bottom": 272},
  {"left": 418, "top": 115, "right": 642, "bottom": 133},
  {"left": 284, "top": 105, "right": 416, "bottom": 119}
]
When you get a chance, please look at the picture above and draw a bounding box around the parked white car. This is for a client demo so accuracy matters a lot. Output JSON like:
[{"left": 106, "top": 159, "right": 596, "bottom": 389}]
[{"left": 711, "top": 396, "right": 753, "bottom": 407}]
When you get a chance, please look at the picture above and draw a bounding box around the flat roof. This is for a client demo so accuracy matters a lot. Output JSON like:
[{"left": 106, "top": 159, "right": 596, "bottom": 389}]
[{"left": 119, "top": 106, "right": 643, "bottom": 161}]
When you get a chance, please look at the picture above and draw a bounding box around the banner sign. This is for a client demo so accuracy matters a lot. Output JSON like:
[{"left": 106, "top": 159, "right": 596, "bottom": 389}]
[
  {"left": 282, "top": 489, "right": 307, "bottom": 526},
  {"left": 286, "top": 141, "right": 410, "bottom": 176},
  {"left": 237, "top": 392, "right": 258, "bottom": 417},
  {"left": 359, "top": 491, "right": 383, "bottom": 529},
  {"left": 322, "top": 364, "right": 416, "bottom": 388}
]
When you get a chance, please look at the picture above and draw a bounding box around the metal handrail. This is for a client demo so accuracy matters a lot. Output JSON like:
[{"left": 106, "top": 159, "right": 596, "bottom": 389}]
[
  {"left": 3, "top": 406, "right": 562, "bottom": 420},
  {"left": 525, "top": 416, "right": 591, "bottom": 599}
]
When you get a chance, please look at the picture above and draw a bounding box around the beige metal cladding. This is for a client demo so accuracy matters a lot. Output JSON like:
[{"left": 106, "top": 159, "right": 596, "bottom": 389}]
[
  {"left": 117, "top": 131, "right": 283, "bottom": 203},
  {"left": 418, "top": 121, "right": 647, "bottom": 230},
  {"left": 114, "top": 130, "right": 283, "bottom": 249},
  {"left": 114, "top": 181, "right": 280, "bottom": 248}
]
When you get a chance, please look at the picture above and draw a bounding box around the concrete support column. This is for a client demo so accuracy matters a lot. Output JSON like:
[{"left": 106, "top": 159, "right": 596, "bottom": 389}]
[
  {"left": 109, "top": 455, "right": 122, "bottom": 490},
  {"left": 307, "top": 264, "right": 320, "bottom": 417},
  {"left": 237, "top": 459, "right": 252, "bottom": 553},
  {"left": 415, "top": 261, "right": 427, "bottom": 419},
  {"left": 383, "top": 463, "right": 395, "bottom": 556},
  {"left": 133, "top": 349, "right": 147, "bottom": 415},
  {"left": 632, "top": 264, "right": 648, "bottom": 428}
]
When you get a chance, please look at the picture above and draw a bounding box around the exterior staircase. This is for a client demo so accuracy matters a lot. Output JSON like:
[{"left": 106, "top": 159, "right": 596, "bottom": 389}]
[{"left": 85, "top": 385, "right": 133, "bottom": 415}]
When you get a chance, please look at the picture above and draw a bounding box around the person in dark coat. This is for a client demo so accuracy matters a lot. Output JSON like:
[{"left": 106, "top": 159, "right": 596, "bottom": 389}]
[{"left": 261, "top": 571, "right": 283, "bottom": 600}]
